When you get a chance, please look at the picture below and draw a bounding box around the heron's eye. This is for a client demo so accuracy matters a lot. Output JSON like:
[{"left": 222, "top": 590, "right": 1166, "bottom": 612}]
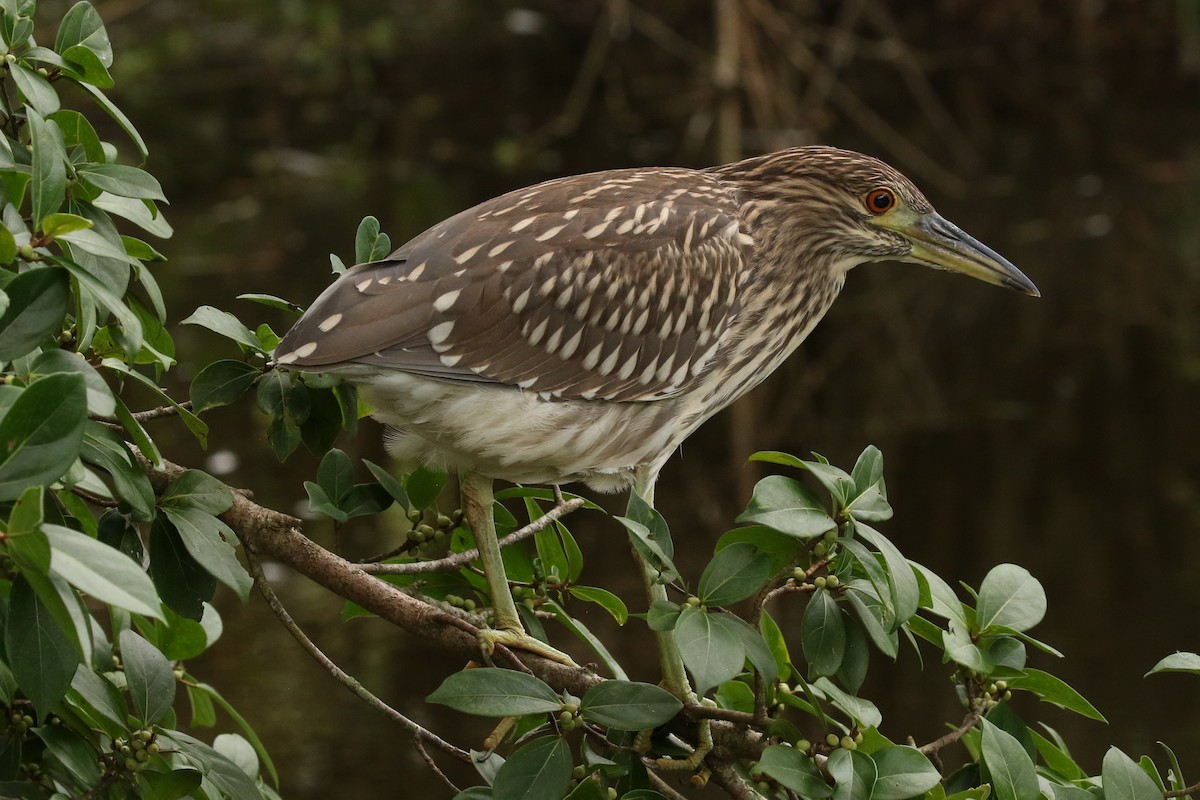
[{"left": 865, "top": 188, "right": 896, "bottom": 215}]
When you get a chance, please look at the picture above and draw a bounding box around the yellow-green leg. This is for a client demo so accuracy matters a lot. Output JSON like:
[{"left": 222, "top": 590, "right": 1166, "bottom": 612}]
[
  {"left": 460, "top": 471, "right": 577, "bottom": 666},
  {"left": 630, "top": 467, "right": 711, "bottom": 770}
]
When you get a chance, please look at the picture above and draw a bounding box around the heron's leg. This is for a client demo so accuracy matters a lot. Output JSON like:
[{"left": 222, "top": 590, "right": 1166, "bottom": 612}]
[
  {"left": 629, "top": 467, "right": 712, "bottom": 770},
  {"left": 460, "top": 470, "right": 577, "bottom": 666}
]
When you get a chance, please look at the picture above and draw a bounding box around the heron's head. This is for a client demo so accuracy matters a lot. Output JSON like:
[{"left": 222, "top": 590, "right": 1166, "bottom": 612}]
[{"left": 722, "top": 146, "right": 1040, "bottom": 296}]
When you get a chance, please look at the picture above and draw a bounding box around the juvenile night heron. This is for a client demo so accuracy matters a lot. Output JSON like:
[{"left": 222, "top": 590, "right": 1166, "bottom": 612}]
[{"left": 276, "top": 145, "right": 1037, "bottom": 665}]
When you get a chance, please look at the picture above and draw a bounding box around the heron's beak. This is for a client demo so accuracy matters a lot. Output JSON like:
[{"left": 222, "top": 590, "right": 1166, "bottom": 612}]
[{"left": 899, "top": 213, "right": 1040, "bottom": 297}]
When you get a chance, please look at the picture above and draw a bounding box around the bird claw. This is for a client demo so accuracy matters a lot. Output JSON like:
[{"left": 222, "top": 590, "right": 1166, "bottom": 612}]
[{"left": 479, "top": 628, "right": 578, "bottom": 667}]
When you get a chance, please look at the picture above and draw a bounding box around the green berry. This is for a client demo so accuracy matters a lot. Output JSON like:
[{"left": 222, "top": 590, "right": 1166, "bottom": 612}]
[
  {"left": 995, "top": 680, "right": 1008, "bottom": 691},
  {"left": 840, "top": 736, "right": 857, "bottom": 750},
  {"left": 461, "top": 599, "right": 476, "bottom": 612},
  {"left": 814, "top": 576, "right": 827, "bottom": 589},
  {"left": 826, "top": 733, "right": 840, "bottom": 748},
  {"left": 135, "top": 749, "right": 149, "bottom": 762},
  {"left": 562, "top": 702, "right": 579, "bottom": 714},
  {"left": 119, "top": 745, "right": 131, "bottom": 756},
  {"left": 147, "top": 742, "right": 160, "bottom": 755},
  {"left": 825, "top": 575, "right": 840, "bottom": 588},
  {"left": 796, "top": 738, "right": 811, "bottom": 751},
  {"left": 545, "top": 574, "right": 561, "bottom": 587},
  {"left": 572, "top": 766, "right": 586, "bottom": 779},
  {"left": 823, "top": 529, "right": 837, "bottom": 543},
  {"left": 792, "top": 567, "right": 805, "bottom": 580},
  {"left": 607, "top": 789, "right": 617, "bottom": 800},
  {"left": 125, "top": 758, "right": 138, "bottom": 771},
  {"left": 559, "top": 711, "right": 573, "bottom": 724},
  {"left": 813, "top": 542, "right": 828, "bottom": 556},
  {"left": 1003, "top": 690, "right": 1012, "bottom": 701},
  {"left": 854, "top": 732, "right": 864, "bottom": 744}
]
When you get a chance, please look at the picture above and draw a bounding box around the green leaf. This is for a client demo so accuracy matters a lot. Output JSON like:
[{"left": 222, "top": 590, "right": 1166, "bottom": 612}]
[
  {"left": 31, "top": 348, "right": 115, "bottom": 417},
  {"left": 190, "top": 359, "right": 259, "bottom": 413},
  {"left": 975, "top": 564, "right": 1046, "bottom": 633},
  {"left": 303, "top": 481, "right": 347, "bottom": 522},
  {"left": 579, "top": 680, "right": 681, "bottom": 730},
  {"left": 568, "top": 586, "right": 628, "bottom": 625},
  {"left": 354, "top": 215, "right": 391, "bottom": 263},
  {"left": 0, "top": 372, "right": 87, "bottom": 501},
  {"left": 76, "top": 163, "right": 166, "bottom": 201},
  {"left": 316, "top": 448, "right": 353, "bottom": 503},
  {"left": 979, "top": 718, "right": 1038, "bottom": 800},
  {"left": 813, "top": 676, "right": 882, "bottom": 728},
  {"left": 1101, "top": 747, "right": 1162, "bottom": 800},
  {"left": 1146, "top": 651, "right": 1200, "bottom": 677},
  {"left": 160, "top": 507, "right": 251, "bottom": 601},
  {"left": 161, "top": 469, "right": 235, "bottom": 516},
  {"left": 844, "top": 583, "right": 898, "bottom": 659},
  {"left": 736, "top": 475, "right": 836, "bottom": 538},
  {"left": 4, "top": 574, "right": 80, "bottom": 714},
  {"left": 10, "top": 63, "right": 61, "bottom": 115},
  {"left": 854, "top": 523, "right": 919, "bottom": 628},
  {"left": 94, "top": 193, "right": 171, "bottom": 238},
  {"left": 77, "top": 83, "right": 148, "bottom": 158},
  {"left": 402, "top": 466, "right": 446, "bottom": 509},
  {"left": 697, "top": 541, "right": 772, "bottom": 607},
  {"left": 492, "top": 736, "right": 571, "bottom": 800},
  {"left": 81, "top": 423, "right": 154, "bottom": 521},
  {"left": 911, "top": 561, "right": 968, "bottom": 628},
  {"left": 67, "top": 663, "right": 127, "bottom": 734},
  {"left": 363, "top": 460, "right": 410, "bottom": 508},
  {"left": 1030, "top": 730, "right": 1084, "bottom": 781},
  {"left": 427, "top": 669, "right": 561, "bottom": 717},
  {"left": 759, "top": 611, "right": 791, "bottom": 680},
  {"left": 802, "top": 588, "right": 846, "bottom": 677},
  {"left": 150, "top": 515, "right": 216, "bottom": 623},
  {"left": 49, "top": 109, "right": 105, "bottom": 163},
  {"left": 236, "top": 292, "right": 303, "bottom": 313},
  {"left": 182, "top": 305, "right": 260, "bottom": 350},
  {"left": 339, "top": 482, "right": 393, "bottom": 518},
  {"left": 828, "top": 747, "right": 876, "bottom": 800},
  {"left": 718, "top": 612, "right": 778, "bottom": 684},
  {"left": 1004, "top": 668, "right": 1105, "bottom": 721},
  {"left": 756, "top": 745, "right": 831, "bottom": 797},
  {"left": 617, "top": 515, "right": 678, "bottom": 582},
  {"left": 60, "top": 43, "right": 113, "bottom": 87},
  {"left": 870, "top": 746, "right": 941, "bottom": 800},
  {"left": 136, "top": 768, "right": 203, "bottom": 800},
  {"left": 40, "top": 212, "right": 93, "bottom": 237},
  {"left": 646, "top": 600, "right": 681, "bottom": 631},
  {"left": 45, "top": 524, "right": 162, "bottom": 619},
  {"left": 673, "top": 605, "right": 745, "bottom": 694},
  {"left": 27, "top": 109, "right": 66, "bottom": 228},
  {"left": 0, "top": 266, "right": 69, "bottom": 360},
  {"left": 119, "top": 629, "right": 176, "bottom": 726},
  {"left": 0, "top": 227, "right": 15, "bottom": 264},
  {"left": 543, "top": 600, "right": 627, "bottom": 680},
  {"left": 165, "top": 730, "right": 263, "bottom": 800},
  {"left": 55, "top": 1, "right": 113, "bottom": 66},
  {"left": 36, "top": 723, "right": 102, "bottom": 785}
]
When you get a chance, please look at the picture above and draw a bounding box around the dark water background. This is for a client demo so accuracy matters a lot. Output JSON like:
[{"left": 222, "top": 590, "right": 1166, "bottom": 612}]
[{"left": 61, "top": 0, "right": 1200, "bottom": 795}]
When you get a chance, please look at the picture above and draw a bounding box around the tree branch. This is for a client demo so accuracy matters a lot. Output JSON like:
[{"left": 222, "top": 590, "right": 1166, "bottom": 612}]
[
  {"left": 242, "top": 544, "right": 469, "bottom": 762},
  {"left": 358, "top": 497, "right": 585, "bottom": 575}
]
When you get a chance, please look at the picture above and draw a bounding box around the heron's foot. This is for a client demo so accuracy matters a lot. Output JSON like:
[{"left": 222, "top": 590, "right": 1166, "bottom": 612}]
[{"left": 479, "top": 627, "right": 578, "bottom": 667}]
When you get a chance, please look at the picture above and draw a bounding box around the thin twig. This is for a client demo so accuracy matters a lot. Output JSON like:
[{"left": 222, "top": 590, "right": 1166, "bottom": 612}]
[
  {"left": 360, "top": 498, "right": 585, "bottom": 575},
  {"left": 91, "top": 401, "right": 195, "bottom": 426},
  {"left": 413, "top": 735, "right": 461, "bottom": 795},
  {"left": 243, "top": 545, "right": 470, "bottom": 763},
  {"left": 1163, "top": 781, "right": 1200, "bottom": 798},
  {"left": 709, "top": 761, "right": 756, "bottom": 800},
  {"left": 917, "top": 706, "right": 983, "bottom": 756}
]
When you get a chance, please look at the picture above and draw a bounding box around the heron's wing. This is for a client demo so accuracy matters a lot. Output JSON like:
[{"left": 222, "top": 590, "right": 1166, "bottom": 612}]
[{"left": 276, "top": 168, "right": 751, "bottom": 402}]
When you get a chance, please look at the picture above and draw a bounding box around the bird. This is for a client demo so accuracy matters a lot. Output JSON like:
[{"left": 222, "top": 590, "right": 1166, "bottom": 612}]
[{"left": 275, "top": 145, "right": 1038, "bottom": 669}]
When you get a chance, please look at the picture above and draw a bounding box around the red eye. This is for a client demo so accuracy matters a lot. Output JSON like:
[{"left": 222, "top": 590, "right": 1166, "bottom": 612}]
[{"left": 865, "top": 188, "right": 896, "bottom": 214}]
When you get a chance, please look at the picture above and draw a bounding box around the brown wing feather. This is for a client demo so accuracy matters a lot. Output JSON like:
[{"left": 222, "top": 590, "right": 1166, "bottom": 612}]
[{"left": 276, "top": 167, "right": 751, "bottom": 402}]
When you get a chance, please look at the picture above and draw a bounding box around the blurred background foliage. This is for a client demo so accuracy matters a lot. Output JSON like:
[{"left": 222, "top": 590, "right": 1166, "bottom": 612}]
[{"left": 46, "top": 0, "right": 1200, "bottom": 796}]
